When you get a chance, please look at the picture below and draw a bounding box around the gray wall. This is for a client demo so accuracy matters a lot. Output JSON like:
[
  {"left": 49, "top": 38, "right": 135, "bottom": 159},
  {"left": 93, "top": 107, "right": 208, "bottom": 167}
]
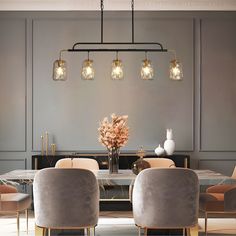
[{"left": 0, "top": 11, "right": 236, "bottom": 175}]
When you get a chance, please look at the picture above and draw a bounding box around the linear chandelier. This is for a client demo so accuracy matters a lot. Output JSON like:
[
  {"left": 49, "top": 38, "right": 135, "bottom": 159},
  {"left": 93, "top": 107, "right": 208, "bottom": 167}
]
[{"left": 53, "top": 0, "right": 183, "bottom": 81}]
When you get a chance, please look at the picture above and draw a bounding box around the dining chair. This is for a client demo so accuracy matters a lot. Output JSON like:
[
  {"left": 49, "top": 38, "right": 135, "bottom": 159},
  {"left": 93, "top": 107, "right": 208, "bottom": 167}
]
[
  {"left": 132, "top": 168, "right": 199, "bottom": 236},
  {"left": 33, "top": 168, "right": 99, "bottom": 236},
  {"left": 0, "top": 184, "right": 32, "bottom": 236},
  {"left": 199, "top": 165, "right": 236, "bottom": 236},
  {"left": 55, "top": 158, "right": 99, "bottom": 171},
  {"left": 143, "top": 157, "right": 176, "bottom": 168}
]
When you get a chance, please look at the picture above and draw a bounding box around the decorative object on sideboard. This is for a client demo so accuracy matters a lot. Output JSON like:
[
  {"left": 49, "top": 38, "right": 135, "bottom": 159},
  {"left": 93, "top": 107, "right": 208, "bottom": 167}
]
[
  {"left": 51, "top": 144, "right": 56, "bottom": 156},
  {"left": 40, "top": 131, "right": 56, "bottom": 156},
  {"left": 45, "top": 131, "right": 49, "bottom": 156},
  {"left": 154, "top": 144, "right": 165, "bottom": 156},
  {"left": 131, "top": 147, "right": 150, "bottom": 175},
  {"left": 52, "top": 0, "right": 183, "bottom": 82},
  {"left": 98, "top": 113, "right": 129, "bottom": 174},
  {"left": 40, "top": 135, "right": 44, "bottom": 155},
  {"left": 164, "top": 128, "right": 175, "bottom": 156}
]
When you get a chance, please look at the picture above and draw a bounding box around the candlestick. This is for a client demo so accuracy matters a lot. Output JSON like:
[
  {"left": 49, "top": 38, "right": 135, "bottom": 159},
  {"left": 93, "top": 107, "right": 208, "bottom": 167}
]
[
  {"left": 51, "top": 144, "right": 56, "bottom": 156},
  {"left": 41, "top": 135, "right": 44, "bottom": 155},
  {"left": 45, "top": 131, "right": 49, "bottom": 156}
]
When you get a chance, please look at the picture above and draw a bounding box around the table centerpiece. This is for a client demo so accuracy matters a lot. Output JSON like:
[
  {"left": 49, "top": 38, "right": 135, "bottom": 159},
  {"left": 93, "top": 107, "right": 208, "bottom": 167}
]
[{"left": 98, "top": 113, "right": 129, "bottom": 174}]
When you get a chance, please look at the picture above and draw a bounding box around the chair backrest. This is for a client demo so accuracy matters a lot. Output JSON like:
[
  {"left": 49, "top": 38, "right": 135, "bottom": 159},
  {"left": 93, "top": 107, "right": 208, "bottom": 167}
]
[
  {"left": 143, "top": 158, "right": 175, "bottom": 168},
  {"left": 132, "top": 168, "right": 199, "bottom": 229},
  {"left": 0, "top": 185, "right": 17, "bottom": 194},
  {"left": 55, "top": 158, "right": 99, "bottom": 171},
  {"left": 33, "top": 168, "right": 99, "bottom": 228},
  {"left": 232, "top": 166, "right": 236, "bottom": 179}
]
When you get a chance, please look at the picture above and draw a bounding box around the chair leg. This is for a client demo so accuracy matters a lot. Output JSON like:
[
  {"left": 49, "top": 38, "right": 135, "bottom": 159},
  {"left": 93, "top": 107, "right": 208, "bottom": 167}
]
[
  {"left": 25, "top": 209, "right": 28, "bottom": 234},
  {"left": 205, "top": 212, "right": 208, "bottom": 236},
  {"left": 183, "top": 228, "right": 185, "bottom": 236},
  {"left": 48, "top": 228, "right": 51, "bottom": 236},
  {"left": 35, "top": 225, "right": 44, "bottom": 236},
  {"left": 17, "top": 211, "right": 20, "bottom": 236},
  {"left": 138, "top": 226, "right": 141, "bottom": 236},
  {"left": 144, "top": 228, "right": 148, "bottom": 236},
  {"left": 93, "top": 226, "right": 96, "bottom": 236},
  {"left": 189, "top": 225, "right": 198, "bottom": 236},
  {"left": 87, "top": 227, "right": 90, "bottom": 236}
]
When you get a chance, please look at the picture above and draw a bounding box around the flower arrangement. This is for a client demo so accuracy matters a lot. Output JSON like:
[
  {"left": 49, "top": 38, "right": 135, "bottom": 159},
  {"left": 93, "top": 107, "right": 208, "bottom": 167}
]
[{"left": 98, "top": 113, "right": 129, "bottom": 151}]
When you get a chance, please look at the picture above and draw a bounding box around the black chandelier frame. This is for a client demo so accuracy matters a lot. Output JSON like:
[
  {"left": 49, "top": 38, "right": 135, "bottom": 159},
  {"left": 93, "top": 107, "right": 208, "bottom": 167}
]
[{"left": 59, "top": 0, "right": 169, "bottom": 59}]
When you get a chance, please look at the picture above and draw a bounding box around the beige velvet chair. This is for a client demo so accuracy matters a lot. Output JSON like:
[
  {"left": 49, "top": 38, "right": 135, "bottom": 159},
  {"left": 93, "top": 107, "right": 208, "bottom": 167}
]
[
  {"left": 55, "top": 158, "right": 99, "bottom": 171},
  {"left": 199, "top": 165, "right": 236, "bottom": 236},
  {"left": 132, "top": 168, "right": 199, "bottom": 236},
  {"left": 143, "top": 157, "right": 176, "bottom": 168},
  {"left": 33, "top": 168, "right": 99, "bottom": 236},
  {"left": 0, "top": 184, "right": 31, "bottom": 236}
]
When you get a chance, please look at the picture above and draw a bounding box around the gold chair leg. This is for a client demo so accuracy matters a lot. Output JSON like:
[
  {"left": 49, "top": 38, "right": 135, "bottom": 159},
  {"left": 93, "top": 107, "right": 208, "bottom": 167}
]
[
  {"left": 138, "top": 226, "right": 141, "bottom": 236},
  {"left": 25, "top": 209, "right": 28, "bottom": 234},
  {"left": 35, "top": 225, "right": 44, "bottom": 236},
  {"left": 93, "top": 226, "right": 96, "bottom": 236},
  {"left": 189, "top": 225, "right": 198, "bottom": 236},
  {"left": 87, "top": 227, "right": 90, "bottom": 236},
  {"left": 144, "top": 228, "right": 148, "bottom": 236},
  {"left": 48, "top": 228, "right": 51, "bottom": 236},
  {"left": 205, "top": 212, "right": 208, "bottom": 236},
  {"left": 17, "top": 211, "right": 20, "bottom": 236}
]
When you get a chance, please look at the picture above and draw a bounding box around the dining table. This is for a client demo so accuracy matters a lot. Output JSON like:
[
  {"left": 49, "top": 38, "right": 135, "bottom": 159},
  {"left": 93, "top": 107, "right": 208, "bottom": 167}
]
[
  {"left": 1, "top": 168, "right": 236, "bottom": 236},
  {"left": 0, "top": 169, "right": 236, "bottom": 186}
]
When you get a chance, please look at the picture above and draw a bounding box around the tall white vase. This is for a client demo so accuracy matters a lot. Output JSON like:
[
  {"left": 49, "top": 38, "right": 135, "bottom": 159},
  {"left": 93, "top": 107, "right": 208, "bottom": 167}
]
[{"left": 164, "top": 129, "right": 175, "bottom": 156}]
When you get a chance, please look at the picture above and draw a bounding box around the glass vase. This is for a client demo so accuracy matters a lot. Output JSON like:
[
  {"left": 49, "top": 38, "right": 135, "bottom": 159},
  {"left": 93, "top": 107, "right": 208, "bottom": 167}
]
[{"left": 108, "top": 148, "right": 119, "bottom": 174}]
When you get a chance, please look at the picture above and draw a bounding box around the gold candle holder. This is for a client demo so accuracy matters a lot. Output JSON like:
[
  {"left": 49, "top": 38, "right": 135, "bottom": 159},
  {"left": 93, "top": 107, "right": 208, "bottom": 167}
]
[
  {"left": 41, "top": 135, "right": 44, "bottom": 155},
  {"left": 45, "top": 131, "right": 49, "bottom": 156},
  {"left": 51, "top": 144, "right": 56, "bottom": 156}
]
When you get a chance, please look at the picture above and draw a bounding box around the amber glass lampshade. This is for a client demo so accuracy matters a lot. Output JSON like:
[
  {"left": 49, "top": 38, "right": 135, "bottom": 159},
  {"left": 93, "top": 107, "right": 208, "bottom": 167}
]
[
  {"left": 141, "top": 59, "right": 154, "bottom": 80},
  {"left": 81, "top": 59, "right": 95, "bottom": 80},
  {"left": 53, "top": 60, "right": 67, "bottom": 81},
  {"left": 169, "top": 59, "right": 183, "bottom": 81},
  {"left": 111, "top": 59, "right": 124, "bottom": 80}
]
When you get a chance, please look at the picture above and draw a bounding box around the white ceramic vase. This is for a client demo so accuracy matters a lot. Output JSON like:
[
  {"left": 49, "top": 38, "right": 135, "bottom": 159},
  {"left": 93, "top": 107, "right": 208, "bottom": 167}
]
[
  {"left": 164, "top": 129, "right": 175, "bottom": 155},
  {"left": 154, "top": 144, "right": 165, "bottom": 156}
]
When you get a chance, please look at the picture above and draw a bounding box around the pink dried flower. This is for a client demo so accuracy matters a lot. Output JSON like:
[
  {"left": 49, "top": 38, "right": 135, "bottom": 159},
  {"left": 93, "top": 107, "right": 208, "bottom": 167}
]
[{"left": 98, "top": 113, "right": 129, "bottom": 151}]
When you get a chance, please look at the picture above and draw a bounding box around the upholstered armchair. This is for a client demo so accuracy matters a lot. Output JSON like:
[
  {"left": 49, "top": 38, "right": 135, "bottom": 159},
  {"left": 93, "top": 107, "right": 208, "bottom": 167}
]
[
  {"left": 199, "top": 166, "right": 236, "bottom": 235},
  {"left": 132, "top": 168, "right": 199, "bottom": 236},
  {"left": 33, "top": 168, "right": 99, "bottom": 236},
  {"left": 143, "top": 157, "right": 176, "bottom": 168},
  {"left": 0, "top": 184, "right": 31, "bottom": 236},
  {"left": 55, "top": 158, "right": 99, "bottom": 171}
]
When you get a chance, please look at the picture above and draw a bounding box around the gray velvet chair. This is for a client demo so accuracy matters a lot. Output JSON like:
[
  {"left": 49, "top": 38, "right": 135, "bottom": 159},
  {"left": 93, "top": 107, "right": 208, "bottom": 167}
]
[
  {"left": 0, "top": 184, "right": 31, "bottom": 236},
  {"left": 199, "top": 166, "right": 236, "bottom": 235},
  {"left": 132, "top": 168, "right": 199, "bottom": 236},
  {"left": 33, "top": 168, "right": 99, "bottom": 236}
]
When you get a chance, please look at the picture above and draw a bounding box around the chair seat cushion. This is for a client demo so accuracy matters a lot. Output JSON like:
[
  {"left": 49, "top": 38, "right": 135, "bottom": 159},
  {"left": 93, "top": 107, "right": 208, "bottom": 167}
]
[
  {"left": 0, "top": 193, "right": 31, "bottom": 212},
  {"left": 199, "top": 193, "right": 224, "bottom": 212}
]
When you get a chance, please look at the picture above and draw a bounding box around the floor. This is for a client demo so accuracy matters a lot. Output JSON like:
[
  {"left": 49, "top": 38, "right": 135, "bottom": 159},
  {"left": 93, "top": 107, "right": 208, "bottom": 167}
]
[{"left": 0, "top": 211, "right": 236, "bottom": 236}]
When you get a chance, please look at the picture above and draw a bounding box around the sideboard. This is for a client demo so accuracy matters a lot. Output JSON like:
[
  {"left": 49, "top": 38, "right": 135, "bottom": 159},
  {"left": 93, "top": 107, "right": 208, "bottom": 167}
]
[{"left": 32, "top": 153, "right": 190, "bottom": 170}]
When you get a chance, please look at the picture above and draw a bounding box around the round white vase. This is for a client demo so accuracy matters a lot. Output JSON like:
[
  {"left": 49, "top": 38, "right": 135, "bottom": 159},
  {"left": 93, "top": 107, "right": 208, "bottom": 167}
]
[
  {"left": 164, "top": 139, "right": 175, "bottom": 155},
  {"left": 154, "top": 144, "right": 165, "bottom": 156}
]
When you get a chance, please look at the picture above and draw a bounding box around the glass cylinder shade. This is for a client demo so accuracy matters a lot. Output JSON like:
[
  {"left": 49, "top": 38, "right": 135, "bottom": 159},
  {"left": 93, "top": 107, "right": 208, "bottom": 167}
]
[
  {"left": 53, "top": 60, "right": 67, "bottom": 81},
  {"left": 111, "top": 59, "right": 124, "bottom": 80},
  {"left": 169, "top": 59, "right": 183, "bottom": 81},
  {"left": 141, "top": 59, "right": 154, "bottom": 80},
  {"left": 81, "top": 59, "right": 95, "bottom": 80}
]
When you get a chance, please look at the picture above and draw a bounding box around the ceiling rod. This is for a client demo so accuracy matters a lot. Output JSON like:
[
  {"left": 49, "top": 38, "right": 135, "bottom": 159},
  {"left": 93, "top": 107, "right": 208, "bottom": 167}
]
[{"left": 62, "top": 0, "right": 168, "bottom": 53}]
